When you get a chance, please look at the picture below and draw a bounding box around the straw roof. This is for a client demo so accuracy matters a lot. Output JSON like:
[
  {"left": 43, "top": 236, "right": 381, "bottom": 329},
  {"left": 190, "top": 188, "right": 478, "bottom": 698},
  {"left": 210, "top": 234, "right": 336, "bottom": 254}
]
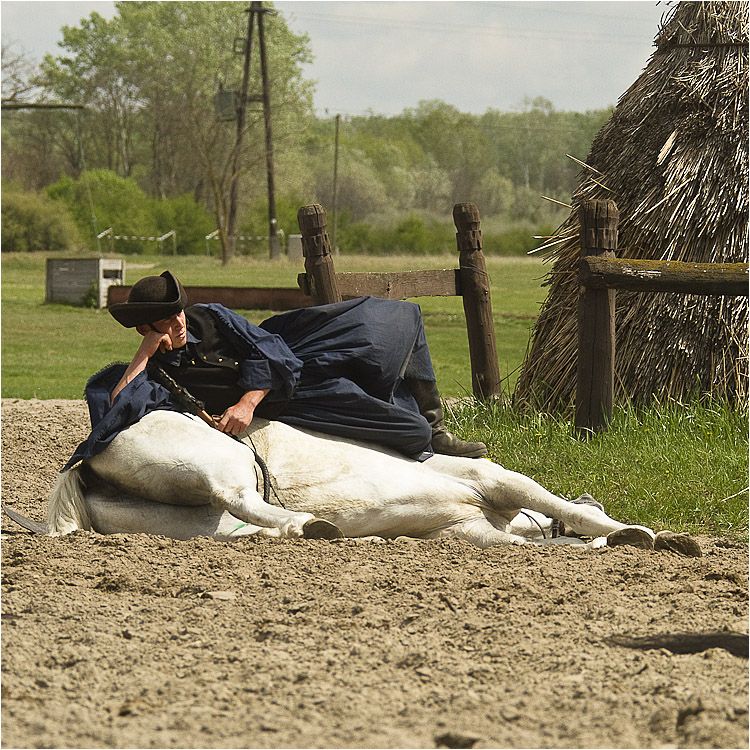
[{"left": 514, "top": 0, "right": 748, "bottom": 411}]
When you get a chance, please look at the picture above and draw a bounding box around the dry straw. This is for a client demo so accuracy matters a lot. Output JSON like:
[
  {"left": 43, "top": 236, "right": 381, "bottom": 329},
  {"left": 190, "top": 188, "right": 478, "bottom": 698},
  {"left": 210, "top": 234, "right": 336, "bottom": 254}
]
[{"left": 514, "top": 0, "right": 749, "bottom": 411}]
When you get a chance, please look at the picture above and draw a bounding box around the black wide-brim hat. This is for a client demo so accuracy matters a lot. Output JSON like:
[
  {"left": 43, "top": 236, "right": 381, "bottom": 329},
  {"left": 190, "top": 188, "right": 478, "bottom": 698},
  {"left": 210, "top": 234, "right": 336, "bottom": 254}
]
[{"left": 109, "top": 270, "right": 188, "bottom": 328}]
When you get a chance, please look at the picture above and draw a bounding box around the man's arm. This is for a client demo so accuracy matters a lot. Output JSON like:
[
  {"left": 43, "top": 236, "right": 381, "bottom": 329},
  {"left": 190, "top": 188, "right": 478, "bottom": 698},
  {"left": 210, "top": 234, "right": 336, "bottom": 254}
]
[
  {"left": 110, "top": 330, "right": 173, "bottom": 404},
  {"left": 202, "top": 303, "right": 303, "bottom": 400},
  {"left": 216, "top": 388, "right": 271, "bottom": 436}
]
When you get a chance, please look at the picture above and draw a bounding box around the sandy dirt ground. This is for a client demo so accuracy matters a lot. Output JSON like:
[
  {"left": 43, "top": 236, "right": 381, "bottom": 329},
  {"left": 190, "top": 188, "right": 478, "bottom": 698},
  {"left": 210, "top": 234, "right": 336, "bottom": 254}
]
[{"left": 1, "top": 398, "right": 748, "bottom": 750}]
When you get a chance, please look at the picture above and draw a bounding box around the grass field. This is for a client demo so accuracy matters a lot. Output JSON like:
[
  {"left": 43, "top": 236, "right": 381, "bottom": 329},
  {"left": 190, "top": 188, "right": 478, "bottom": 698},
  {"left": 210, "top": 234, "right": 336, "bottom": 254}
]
[
  {"left": 1, "top": 252, "right": 546, "bottom": 400},
  {"left": 2, "top": 251, "right": 747, "bottom": 538}
]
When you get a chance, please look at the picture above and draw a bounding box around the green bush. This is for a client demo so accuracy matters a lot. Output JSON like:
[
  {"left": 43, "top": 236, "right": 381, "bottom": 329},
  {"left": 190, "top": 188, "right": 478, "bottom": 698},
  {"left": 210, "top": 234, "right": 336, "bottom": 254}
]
[
  {"left": 338, "top": 219, "right": 375, "bottom": 253},
  {"left": 335, "top": 213, "right": 558, "bottom": 256},
  {"left": 46, "top": 170, "right": 159, "bottom": 254},
  {"left": 482, "top": 228, "right": 540, "bottom": 255},
  {"left": 393, "top": 215, "right": 436, "bottom": 254},
  {"left": 45, "top": 171, "right": 218, "bottom": 255},
  {"left": 337, "top": 214, "right": 454, "bottom": 255},
  {"left": 149, "top": 194, "right": 215, "bottom": 255},
  {"left": 1, "top": 188, "right": 82, "bottom": 252}
]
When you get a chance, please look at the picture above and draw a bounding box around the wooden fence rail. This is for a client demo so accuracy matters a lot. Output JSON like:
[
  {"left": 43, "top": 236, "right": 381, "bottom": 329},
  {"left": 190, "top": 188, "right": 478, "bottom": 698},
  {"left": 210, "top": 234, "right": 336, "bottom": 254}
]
[
  {"left": 575, "top": 198, "right": 749, "bottom": 437},
  {"left": 580, "top": 256, "right": 749, "bottom": 296},
  {"left": 109, "top": 285, "right": 311, "bottom": 311}
]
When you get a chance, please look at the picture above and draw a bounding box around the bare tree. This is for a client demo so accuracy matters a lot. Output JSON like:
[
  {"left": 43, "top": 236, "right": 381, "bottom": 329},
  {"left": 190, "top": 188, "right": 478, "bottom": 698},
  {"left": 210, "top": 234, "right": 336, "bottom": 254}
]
[{"left": 1, "top": 39, "right": 39, "bottom": 103}]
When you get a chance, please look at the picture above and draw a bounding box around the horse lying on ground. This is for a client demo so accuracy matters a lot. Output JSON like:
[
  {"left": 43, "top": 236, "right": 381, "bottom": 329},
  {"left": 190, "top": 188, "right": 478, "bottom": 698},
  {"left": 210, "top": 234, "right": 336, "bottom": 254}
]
[{"left": 36, "top": 410, "right": 698, "bottom": 553}]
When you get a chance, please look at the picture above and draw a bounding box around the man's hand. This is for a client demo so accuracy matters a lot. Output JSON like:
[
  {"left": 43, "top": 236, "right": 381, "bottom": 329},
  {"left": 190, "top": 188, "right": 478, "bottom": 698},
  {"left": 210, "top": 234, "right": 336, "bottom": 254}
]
[
  {"left": 137, "top": 329, "right": 173, "bottom": 358},
  {"left": 216, "top": 389, "right": 270, "bottom": 436}
]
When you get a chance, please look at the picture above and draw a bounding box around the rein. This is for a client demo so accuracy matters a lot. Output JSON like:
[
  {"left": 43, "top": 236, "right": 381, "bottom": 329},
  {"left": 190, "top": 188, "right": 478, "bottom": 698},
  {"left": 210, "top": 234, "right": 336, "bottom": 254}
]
[
  {"left": 518, "top": 510, "right": 548, "bottom": 540},
  {"left": 146, "top": 362, "right": 274, "bottom": 506}
]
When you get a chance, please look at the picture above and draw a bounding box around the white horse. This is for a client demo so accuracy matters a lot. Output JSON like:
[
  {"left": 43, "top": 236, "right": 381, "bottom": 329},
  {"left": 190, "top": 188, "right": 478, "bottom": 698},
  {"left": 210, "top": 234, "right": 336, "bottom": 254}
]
[{"left": 41, "top": 409, "right": 672, "bottom": 551}]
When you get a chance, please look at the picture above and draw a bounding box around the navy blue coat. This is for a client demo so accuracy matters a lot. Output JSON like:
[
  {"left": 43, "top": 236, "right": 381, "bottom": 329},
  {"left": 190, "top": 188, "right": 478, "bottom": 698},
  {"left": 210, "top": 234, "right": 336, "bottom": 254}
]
[{"left": 65, "top": 298, "right": 435, "bottom": 470}]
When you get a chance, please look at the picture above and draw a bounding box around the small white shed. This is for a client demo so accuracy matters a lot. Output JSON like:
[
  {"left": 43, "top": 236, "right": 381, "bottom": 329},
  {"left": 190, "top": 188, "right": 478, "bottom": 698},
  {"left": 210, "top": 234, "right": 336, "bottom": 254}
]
[
  {"left": 46, "top": 258, "right": 125, "bottom": 308},
  {"left": 287, "top": 234, "right": 303, "bottom": 261}
]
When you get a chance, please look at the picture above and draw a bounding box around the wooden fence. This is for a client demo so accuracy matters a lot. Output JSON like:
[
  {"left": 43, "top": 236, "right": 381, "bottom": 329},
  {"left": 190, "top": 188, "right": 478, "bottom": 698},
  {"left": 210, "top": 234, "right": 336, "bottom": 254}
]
[
  {"left": 575, "top": 199, "right": 749, "bottom": 436},
  {"left": 108, "top": 284, "right": 311, "bottom": 311},
  {"left": 296, "top": 202, "right": 502, "bottom": 400}
]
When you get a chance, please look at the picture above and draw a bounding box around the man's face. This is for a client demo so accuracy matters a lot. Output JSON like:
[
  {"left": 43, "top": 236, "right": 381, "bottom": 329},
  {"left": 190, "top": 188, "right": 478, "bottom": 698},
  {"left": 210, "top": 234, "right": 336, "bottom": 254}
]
[{"left": 149, "top": 310, "right": 187, "bottom": 348}]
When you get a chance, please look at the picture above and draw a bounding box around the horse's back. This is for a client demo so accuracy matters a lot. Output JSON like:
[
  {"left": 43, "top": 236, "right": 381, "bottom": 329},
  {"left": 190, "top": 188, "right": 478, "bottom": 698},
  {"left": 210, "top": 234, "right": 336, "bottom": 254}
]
[{"left": 250, "top": 419, "right": 483, "bottom": 534}]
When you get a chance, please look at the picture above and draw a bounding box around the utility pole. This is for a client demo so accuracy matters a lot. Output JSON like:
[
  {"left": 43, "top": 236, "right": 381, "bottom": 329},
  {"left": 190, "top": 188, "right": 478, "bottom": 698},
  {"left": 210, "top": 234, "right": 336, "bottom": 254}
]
[
  {"left": 255, "top": 1, "right": 281, "bottom": 259},
  {"left": 224, "top": 2, "right": 280, "bottom": 264},
  {"left": 225, "top": 6, "right": 254, "bottom": 265},
  {"left": 331, "top": 113, "right": 340, "bottom": 255}
]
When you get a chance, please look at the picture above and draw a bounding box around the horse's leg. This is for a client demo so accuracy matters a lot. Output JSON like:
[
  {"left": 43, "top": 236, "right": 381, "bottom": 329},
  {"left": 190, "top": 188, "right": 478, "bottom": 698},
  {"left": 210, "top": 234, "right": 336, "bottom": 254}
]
[
  {"left": 505, "top": 508, "right": 556, "bottom": 539},
  {"left": 428, "top": 514, "right": 596, "bottom": 549},
  {"left": 209, "top": 484, "right": 315, "bottom": 538},
  {"left": 211, "top": 487, "right": 342, "bottom": 540},
  {"left": 84, "top": 491, "right": 280, "bottom": 541},
  {"left": 425, "top": 455, "right": 654, "bottom": 542},
  {"left": 492, "top": 469, "right": 654, "bottom": 541},
  {"left": 428, "top": 514, "right": 526, "bottom": 548}
]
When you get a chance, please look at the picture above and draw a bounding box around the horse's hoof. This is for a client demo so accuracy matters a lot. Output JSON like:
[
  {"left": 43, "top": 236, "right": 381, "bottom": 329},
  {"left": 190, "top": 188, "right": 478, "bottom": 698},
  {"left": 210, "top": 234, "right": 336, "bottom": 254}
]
[
  {"left": 655, "top": 531, "right": 702, "bottom": 557},
  {"left": 607, "top": 527, "right": 654, "bottom": 550},
  {"left": 572, "top": 493, "right": 604, "bottom": 513},
  {"left": 302, "top": 518, "right": 344, "bottom": 540}
]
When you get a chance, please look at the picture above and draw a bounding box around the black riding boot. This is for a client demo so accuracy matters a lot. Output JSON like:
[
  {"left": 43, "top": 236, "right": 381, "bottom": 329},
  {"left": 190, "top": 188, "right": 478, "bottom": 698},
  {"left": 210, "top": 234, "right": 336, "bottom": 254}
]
[{"left": 405, "top": 378, "right": 487, "bottom": 458}]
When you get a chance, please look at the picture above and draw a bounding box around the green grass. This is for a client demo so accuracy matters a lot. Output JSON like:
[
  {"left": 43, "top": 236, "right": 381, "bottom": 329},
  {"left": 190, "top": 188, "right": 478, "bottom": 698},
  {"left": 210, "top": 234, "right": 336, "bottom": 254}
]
[
  {"left": 450, "top": 397, "right": 748, "bottom": 539},
  {"left": 1, "top": 252, "right": 545, "bottom": 399}
]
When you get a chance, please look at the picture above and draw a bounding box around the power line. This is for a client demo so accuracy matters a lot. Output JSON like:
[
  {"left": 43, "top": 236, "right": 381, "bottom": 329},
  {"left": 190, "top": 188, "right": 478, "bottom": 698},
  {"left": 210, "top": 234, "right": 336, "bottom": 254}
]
[
  {"left": 283, "top": 8, "right": 658, "bottom": 46},
  {"left": 494, "top": 1, "right": 668, "bottom": 23}
]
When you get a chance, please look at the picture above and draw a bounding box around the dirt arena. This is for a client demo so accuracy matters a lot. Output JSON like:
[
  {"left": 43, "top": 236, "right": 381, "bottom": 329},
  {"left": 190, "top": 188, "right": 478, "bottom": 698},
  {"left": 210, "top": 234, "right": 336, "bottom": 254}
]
[{"left": 2, "top": 398, "right": 748, "bottom": 749}]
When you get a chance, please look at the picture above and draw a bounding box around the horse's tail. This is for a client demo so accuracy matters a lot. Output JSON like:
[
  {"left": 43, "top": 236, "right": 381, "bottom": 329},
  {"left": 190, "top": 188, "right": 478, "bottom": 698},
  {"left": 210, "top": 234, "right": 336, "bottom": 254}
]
[{"left": 47, "top": 465, "right": 93, "bottom": 535}]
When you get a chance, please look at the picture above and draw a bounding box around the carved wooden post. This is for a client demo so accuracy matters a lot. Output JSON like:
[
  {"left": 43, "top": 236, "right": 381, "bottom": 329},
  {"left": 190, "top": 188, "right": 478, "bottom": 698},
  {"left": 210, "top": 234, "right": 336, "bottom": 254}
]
[
  {"left": 297, "top": 204, "right": 342, "bottom": 304},
  {"left": 454, "top": 202, "right": 502, "bottom": 400},
  {"left": 575, "top": 199, "right": 618, "bottom": 437}
]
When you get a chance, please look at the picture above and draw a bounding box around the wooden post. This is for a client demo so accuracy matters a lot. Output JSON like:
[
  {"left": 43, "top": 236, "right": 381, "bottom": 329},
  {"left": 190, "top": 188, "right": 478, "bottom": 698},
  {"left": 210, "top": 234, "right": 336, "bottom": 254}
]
[
  {"left": 453, "top": 203, "right": 502, "bottom": 400},
  {"left": 297, "top": 204, "right": 342, "bottom": 304},
  {"left": 575, "top": 199, "right": 618, "bottom": 436}
]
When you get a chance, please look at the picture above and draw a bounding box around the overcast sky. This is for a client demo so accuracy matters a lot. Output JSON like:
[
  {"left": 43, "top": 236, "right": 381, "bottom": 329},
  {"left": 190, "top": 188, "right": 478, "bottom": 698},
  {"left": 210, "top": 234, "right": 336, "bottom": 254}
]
[{"left": 1, "top": 0, "right": 670, "bottom": 115}]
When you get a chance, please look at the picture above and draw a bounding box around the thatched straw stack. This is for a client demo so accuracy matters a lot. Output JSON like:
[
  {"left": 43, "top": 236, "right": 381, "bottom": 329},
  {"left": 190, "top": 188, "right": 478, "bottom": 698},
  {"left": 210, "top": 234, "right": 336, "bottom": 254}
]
[{"left": 514, "top": 1, "right": 748, "bottom": 411}]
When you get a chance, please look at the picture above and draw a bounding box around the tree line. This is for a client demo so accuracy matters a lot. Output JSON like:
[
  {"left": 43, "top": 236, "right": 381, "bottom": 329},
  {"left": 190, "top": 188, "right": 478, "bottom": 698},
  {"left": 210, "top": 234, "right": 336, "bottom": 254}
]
[{"left": 2, "top": 1, "right": 612, "bottom": 258}]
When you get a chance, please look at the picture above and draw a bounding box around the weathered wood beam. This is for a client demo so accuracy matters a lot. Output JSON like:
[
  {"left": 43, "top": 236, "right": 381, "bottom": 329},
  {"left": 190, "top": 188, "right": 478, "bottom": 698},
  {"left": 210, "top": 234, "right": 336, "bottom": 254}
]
[
  {"left": 297, "top": 204, "right": 342, "bottom": 304},
  {"left": 108, "top": 285, "right": 311, "bottom": 311},
  {"left": 580, "top": 256, "right": 749, "bottom": 297},
  {"left": 298, "top": 269, "right": 459, "bottom": 300},
  {"left": 454, "top": 202, "right": 502, "bottom": 399}
]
